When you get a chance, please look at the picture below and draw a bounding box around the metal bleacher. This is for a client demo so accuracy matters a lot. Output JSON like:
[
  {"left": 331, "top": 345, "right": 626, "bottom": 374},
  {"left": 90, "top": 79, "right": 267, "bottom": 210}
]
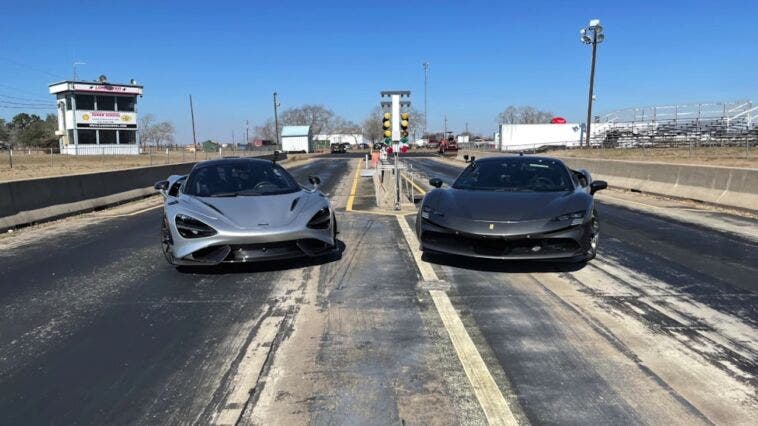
[{"left": 591, "top": 100, "right": 757, "bottom": 148}]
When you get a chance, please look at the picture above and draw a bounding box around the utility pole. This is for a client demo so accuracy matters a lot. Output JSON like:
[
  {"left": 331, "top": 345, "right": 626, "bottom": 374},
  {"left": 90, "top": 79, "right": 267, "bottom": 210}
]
[
  {"left": 423, "top": 62, "right": 429, "bottom": 137},
  {"left": 444, "top": 114, "right": 447, "bottom": 135},
  {"left": 273, "top": 91, "right": 281, "bottom": 150},
  {"left": 189, "top": 94, "right": 198, "bottom": 160},
  {"left": 245, "top": 120, "right": 249, "bottom": 147}
]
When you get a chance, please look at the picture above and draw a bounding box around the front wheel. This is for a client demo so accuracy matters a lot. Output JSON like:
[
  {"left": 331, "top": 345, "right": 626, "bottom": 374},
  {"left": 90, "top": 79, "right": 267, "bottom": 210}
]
[
  {"left": 161, "top": 216, "right": 177, "bottom": 266},
  {"left": 583, "top": 210, "right": 599, "bottom": 261}
]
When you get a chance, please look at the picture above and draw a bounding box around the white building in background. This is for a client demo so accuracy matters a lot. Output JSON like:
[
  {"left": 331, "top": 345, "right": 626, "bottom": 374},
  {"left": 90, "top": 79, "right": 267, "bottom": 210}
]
[
  {"left": 49, "top": 76, "right": 143, "bottom": 155},
  {"left": 281, "top": 125, "right": 314, "bottom": 153},
  {"left": 497, "top": 123, "right": 582, "bottom": 151},
  {"left": 314, "top": 133, "right": 363, "bottom": 146}
]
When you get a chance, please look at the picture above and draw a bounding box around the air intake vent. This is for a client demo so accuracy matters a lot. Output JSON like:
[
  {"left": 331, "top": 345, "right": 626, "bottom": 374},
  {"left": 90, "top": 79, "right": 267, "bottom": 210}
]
[{"left": 290, "top": 197, "right": 300, "bottom": 211}]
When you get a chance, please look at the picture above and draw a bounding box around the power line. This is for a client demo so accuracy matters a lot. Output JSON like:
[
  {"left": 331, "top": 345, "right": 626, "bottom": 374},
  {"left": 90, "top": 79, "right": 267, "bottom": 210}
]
[
  {"left": 0, "top": 83, "right": 52, "bottom": 98},
  {"left": 0, "top": 93, "right": 52, "bottom": 103},
  {"left": 0, "top": 56, "right": 64, "bottom": 79},
  {"left": 0, "top": 104, "right": 56, "bottom": 110},
  {"left": 0, "top": 99, "right": 55, "bottom": 107}
]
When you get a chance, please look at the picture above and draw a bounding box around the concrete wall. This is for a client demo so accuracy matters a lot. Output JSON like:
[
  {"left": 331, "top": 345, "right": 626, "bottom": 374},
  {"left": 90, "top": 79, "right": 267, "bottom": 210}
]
[
  {"left": 0, "top": 153, "right": 284, "bottom": 231},
  {"left": 456, "top": 152, "right": 758, "bottom": 212}
]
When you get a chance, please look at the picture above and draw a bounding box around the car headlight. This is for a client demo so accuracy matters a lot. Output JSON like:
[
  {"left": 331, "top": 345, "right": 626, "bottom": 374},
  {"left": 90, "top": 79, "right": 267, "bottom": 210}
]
[
  {"left": 421, "top": 206, "right": 444, "bottom": 221},
  {"left": 307, "top": 207, "right": 331, "bottom": 229},
  {"left": 175, "top": 214, "right": 217, "bottom": 238},
  {"left": 552, "top": 210, "right": 586, "bottom": 226}
]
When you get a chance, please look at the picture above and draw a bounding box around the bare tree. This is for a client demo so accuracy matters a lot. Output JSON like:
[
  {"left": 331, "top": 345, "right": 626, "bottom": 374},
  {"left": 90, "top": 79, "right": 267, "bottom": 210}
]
[
  {"left": 280, "top": 104, "right": 335, "bottom": 135},
  {"left": 496, "top": 105, "right": 553, "bottom": 124},
  {"left": 254, "top": 118, "right": 278, "bottom": 141},
  {"left": 362, "top": 107, "right": 384, "bottom": 143},
  {"left": 362, "top": 106, "right": 426, "bottom": 143},
  {"left": 140, "top": 114, "right": 176, "bottom": 147}
]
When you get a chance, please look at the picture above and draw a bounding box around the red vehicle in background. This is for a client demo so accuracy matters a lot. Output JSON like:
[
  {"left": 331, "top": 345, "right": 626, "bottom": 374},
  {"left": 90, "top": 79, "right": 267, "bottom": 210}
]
[
  {"left": 426, "top": 135, "right": 441, "bottom": 150},
  {"left": 438, "top": 133, "right": 458, "bottom": 155}
]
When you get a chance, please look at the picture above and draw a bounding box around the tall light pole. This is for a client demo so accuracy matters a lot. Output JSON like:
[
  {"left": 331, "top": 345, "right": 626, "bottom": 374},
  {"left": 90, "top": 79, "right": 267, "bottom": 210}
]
[
  {"left": 273, "top": 91, "right": 281, "bottom": 150},
  {"left": 580, "top": 19, "right": 605, "bottom": 148},
  {"left": 423, "top": 62, "right": 429, "bottom": 138}
]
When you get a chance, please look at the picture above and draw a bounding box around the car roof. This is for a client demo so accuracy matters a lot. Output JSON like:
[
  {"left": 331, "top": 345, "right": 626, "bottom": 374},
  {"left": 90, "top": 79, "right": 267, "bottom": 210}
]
[
  {"left": 193, "top": 157, "right": 274, "bottom": 167},
  {"left": 473, "top": 155, "right": 567, "bottom": 165}
]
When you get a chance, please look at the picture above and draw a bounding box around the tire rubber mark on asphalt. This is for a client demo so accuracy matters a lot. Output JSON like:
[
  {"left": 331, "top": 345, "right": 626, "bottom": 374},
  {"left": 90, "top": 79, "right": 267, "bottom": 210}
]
[
  {"left": 212, "top": 315, "right": 284, "bottom": 425},
  {"left": 395, "top": 215, "right": 518, "bottom": 425},
  {"left": 97, "top": 203, "right": 162, "bottom": 217},
  {"left": 345, "top": 158, "right": 363, "bottom": 212}
]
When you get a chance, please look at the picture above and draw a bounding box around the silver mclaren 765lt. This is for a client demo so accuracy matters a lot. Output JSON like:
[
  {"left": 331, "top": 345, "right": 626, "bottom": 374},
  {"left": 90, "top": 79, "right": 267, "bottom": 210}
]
[
  {"left": 416, "top": 156, "right": 607, "bottom": 262},
  {"left": 155, "top": 157, "right": 337, "bottom": 267}
]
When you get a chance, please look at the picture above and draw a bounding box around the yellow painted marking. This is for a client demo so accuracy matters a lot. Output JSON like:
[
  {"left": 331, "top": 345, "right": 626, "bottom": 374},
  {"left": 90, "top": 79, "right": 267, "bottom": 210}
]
[
  {"left": 345, "top": 159, "right": 363, "bottom": 212},
  {"left": 402, "top": 173, "right": 426, "bottom": 195},
  {"left": 394, "top": 215, "right": 518, "bottom": 425}
]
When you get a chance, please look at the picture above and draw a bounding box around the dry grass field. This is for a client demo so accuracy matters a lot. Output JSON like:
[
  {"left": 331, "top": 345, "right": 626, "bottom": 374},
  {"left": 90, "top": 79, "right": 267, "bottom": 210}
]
[
  {"left": 0, "top": 150, "right": 260, "bottom": 182},
  {"left": 549, "top": 147, "right": 757, "bottom": 168}
]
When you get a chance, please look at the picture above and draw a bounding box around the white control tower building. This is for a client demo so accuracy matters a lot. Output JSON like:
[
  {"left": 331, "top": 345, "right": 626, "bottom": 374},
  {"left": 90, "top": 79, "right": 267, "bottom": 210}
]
[{"left": 49, "top": 76, "right": 143, "bottom": 154}]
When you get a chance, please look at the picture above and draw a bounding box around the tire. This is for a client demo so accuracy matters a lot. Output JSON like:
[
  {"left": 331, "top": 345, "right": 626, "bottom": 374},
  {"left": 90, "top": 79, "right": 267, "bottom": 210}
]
[
  {"left": 583, "top": 210, "right": 599, "bottom": 261},
  {"left": 161, "top": 216, "right": 177, "bottom": 266}
]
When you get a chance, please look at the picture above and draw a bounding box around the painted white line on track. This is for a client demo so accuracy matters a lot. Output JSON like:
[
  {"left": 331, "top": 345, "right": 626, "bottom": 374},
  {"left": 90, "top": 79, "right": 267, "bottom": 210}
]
[{"left": 395, "top": 215, "right": 518, "bottom": 425}]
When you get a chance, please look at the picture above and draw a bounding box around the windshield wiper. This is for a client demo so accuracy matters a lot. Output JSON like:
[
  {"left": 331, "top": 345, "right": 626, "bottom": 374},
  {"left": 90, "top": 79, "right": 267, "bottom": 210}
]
[
  {"left": 208, "top": 192, "right": 238, "bottom": 197},
  {"left": 235, "top": 190, "right": 264, "bottom": 196}
]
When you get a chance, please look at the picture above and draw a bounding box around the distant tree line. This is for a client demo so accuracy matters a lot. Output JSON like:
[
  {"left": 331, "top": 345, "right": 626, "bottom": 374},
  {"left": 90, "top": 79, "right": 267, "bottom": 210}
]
[
  {"left": 253, "top": 104, "right": 425, "bottom": 145},
  {"left": 496, "top": 105, "right": 554, "bottom": 124},
  {"left": 0, "top": 113, "right": 58, "bottom": 147}
]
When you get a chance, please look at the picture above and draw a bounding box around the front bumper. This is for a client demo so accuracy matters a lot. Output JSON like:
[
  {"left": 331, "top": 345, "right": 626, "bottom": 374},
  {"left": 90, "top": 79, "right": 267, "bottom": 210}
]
[
  {"left": 418, "top": 217, "right": 591, "bottom": 260},
  {"left": 170, "top": 221, "right": 336, "bottom": 266}
]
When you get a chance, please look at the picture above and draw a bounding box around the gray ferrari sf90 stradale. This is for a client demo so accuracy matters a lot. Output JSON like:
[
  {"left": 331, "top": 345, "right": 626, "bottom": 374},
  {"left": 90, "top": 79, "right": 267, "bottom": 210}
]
[
  {"left": 155, "top": 157, "right": 336, "bottom": 267},
  {"left": 416, "top": 156, "right": 607, "bottom": 262}
]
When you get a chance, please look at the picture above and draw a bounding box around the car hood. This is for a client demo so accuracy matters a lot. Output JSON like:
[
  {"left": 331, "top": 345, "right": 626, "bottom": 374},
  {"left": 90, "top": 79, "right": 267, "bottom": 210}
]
[
  {"left": 436, "top": 188, "right": 588, "bottom": 222},
  {"left": 180, "top": 190, "right": 309, "bottom": 229}
]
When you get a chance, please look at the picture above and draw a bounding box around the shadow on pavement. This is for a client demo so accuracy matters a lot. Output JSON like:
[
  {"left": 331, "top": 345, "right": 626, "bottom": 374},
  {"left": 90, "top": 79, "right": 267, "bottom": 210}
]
[
  {"left": 421, "top": 251, "right": 588, "bottom": 273},
  {"left": 174, "top": 240, "right": 346, "bottom": 275}
]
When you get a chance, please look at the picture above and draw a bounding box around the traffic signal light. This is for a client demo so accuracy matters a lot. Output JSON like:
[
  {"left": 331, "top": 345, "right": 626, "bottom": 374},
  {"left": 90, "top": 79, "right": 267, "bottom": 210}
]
[
  {"left": 400, "top": 112, "right": 409, "bottom": 143},
  {"left": 382, "top": 112, "right": 392, "bottom": 142}
]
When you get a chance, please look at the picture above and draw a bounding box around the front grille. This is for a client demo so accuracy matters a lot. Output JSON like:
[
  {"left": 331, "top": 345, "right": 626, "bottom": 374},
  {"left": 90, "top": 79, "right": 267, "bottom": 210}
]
[
  {"left": 424, "top": 231, "right": 579, "bottom": 256},
  {"left": 226, "top": 241, "right": 302, "bottom": 262}
]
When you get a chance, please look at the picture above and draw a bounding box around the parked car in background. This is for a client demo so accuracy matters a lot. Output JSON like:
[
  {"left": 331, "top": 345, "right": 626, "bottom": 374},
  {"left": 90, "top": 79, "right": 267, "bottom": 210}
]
[{"left": 330, "top": 143, "right": 347, "bottom": 154}]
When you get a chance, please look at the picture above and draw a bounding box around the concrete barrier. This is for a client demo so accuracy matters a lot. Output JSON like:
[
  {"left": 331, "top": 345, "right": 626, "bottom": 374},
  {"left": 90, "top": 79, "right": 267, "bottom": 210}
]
[
  {"left": 0, "top": 153, "right": 285, "bottom": 231},
  {"left": 455, "top": 152, "right": 758, "bottom": 212}
]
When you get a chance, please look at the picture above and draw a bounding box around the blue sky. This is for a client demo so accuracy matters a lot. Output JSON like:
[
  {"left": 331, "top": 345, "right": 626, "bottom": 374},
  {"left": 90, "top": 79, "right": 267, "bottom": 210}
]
[{"left": 1, "top": 0, "right": 756, "bottom": 143}]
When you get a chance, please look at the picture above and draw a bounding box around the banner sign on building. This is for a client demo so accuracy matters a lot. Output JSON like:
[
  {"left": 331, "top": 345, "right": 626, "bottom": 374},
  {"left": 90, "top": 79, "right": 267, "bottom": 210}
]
[{"left": 76, "top": 111, "right": 137, "bottom": 129}]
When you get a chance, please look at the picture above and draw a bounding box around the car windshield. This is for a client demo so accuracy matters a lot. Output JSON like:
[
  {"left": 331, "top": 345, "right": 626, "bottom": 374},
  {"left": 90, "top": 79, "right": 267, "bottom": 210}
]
[
  {"left": 183, "top": 161, "right": 300, "bottom": 197},
  {"left": 452, "top": 158, "right": 574, "bottom": 192}
]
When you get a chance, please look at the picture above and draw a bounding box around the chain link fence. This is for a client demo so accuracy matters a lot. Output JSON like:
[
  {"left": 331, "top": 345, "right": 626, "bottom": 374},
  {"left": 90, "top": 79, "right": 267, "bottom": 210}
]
[{"left": 0, "top": 145, "right": 276, "bottom": 181}]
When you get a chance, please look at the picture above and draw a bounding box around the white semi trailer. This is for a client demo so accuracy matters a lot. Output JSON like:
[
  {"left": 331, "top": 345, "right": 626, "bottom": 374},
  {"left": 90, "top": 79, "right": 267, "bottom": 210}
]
[{"left": 498, "top": 123, "right": 582, "bottom": 151}]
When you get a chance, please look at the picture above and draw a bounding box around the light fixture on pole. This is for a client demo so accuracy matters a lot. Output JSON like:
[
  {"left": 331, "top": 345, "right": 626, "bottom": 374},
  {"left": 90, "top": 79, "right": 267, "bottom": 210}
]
[{"left": 580, "top": 18, "right": 605, "bottom": 148}]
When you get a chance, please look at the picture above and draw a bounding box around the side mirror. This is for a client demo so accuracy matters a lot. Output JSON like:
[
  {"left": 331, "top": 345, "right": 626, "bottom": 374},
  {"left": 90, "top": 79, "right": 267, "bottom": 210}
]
[
  {"left": 429, "top": 178, "right": 443, "bottom": 188},
  {"left": 470, "top": 156, "right": 476, "bottom": 162},
  {"left": 154, "top": 180, "right": 169, "bottom": 196},
  {"left": 272, "top": 150, "right": 281, "bottom": 163},
  {"left": 308, "top": 175, "right": 321, "bottom": 186},
  {"left": 463, "top": 154, "right": 469, "bottom": 162},
  {"left": 590, "top": 180, "right": 608, "bottom": 195}
]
